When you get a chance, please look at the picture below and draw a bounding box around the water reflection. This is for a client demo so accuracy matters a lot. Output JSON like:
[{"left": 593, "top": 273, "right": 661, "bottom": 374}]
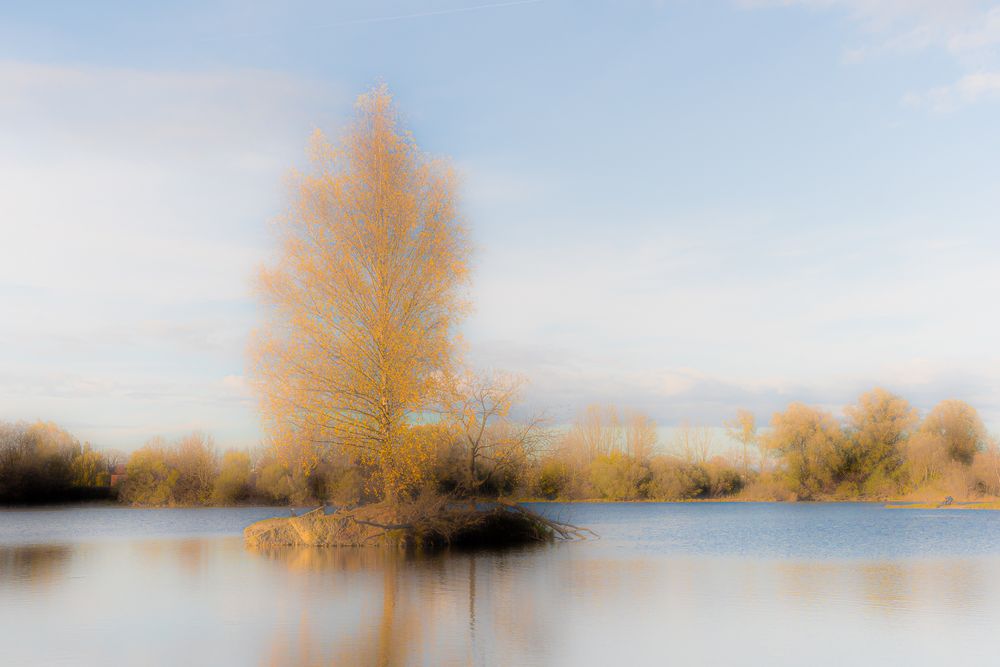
[
  {"left": 859, "top": 562, "right": 921, "bottom": 617},
  {"left": 773, "top": 559, "right": 988, "bottom": 620},
  {"left": 250, "top": 545, "right": 558, "bottom": 666},
  {"left": 134, "top": 538, "right": 212, "bottom": 576},
  {"left": 250, "top": 544, "right": 403, "bottom": 573},
  {"left": 244, "top": 545, "right": 1000, "bottom": 666},
  {"left": 3, "top": 505, "right": 1000, "bottom": 666},
  {"left": 0, "top": 543, "right": 72, "bottom": 589},
  {"left": 258, "top": 548, "right": 417, "bottom": 666}
]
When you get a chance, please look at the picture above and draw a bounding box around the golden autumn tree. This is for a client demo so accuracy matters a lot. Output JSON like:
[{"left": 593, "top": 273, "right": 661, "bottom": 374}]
[
  {"left": 921, "top": 399, "right": 987, "bottom": 466},
  {"left": 252, "top": 85, "right": 470, "bottom": 503},
  {"left": 765, "top": 403, "right": 844, "bottom": 499},
  {"left": 842, "top": 387, "right": 917, "bottom": 489}
]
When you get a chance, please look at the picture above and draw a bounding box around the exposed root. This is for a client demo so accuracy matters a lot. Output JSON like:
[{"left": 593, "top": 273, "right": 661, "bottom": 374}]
[{"left": 494, "top": 499, "right": 599, "bottom": 541}]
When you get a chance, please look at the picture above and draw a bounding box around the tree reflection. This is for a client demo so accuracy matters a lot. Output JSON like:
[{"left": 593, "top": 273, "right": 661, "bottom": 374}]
[
  {"left": 249, "top": 545, "right": 555, "bottom": 666},
  {"left": 0, "top": 544, "right": 73, "bottom": 589},
  {"left": 774, "top": 558, "right": 988, "bottom": 619},
  {"left": 252, "top": 547, "right": 426, "bottom": 666},
  {"left": 246, "top": 544, "right": 1000, "bottom": 666}
]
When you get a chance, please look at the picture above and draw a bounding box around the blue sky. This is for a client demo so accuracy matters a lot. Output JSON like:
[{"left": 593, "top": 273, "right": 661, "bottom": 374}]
[{"left": 2, "top": 0, "right": 1000, "bottom": 449}]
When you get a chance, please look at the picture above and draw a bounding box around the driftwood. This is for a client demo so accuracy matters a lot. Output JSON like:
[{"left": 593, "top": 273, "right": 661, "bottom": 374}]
[
  {"left": 494, "top": 499, "right": 599, "bottom": 541},
  {"left": 244, "top": 496, "right": 597, "bottom": 550}
]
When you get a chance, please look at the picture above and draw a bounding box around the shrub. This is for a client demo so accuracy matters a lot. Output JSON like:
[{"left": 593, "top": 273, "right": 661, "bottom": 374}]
[
  {"left": 705, "top": 458, "right": 744, "bottom": 497},
  {"left": 121, "top": 433, "right": 218, "bottom": 506},
  {"left": 534, "top": 458, "right": 570, "bottom": 499},
  {"left": 0, "top": 421, "right": 84, "bottom": 503},
  {"left": 922, "top": 400, "right": 987, "bottom": 466},
  {"left": 254, "top": 459, "right": 295, "bottom": 503},
  {"left": 71, "top": 444, "right": 110, "bottom": 487},
  {"left": 212, "top": 450, "right": 252, "bottom": 505},
  {"left": 589, "top": 452, "right": 649, "bottom": 500},
  {"left": 120, "top": 443, "right": 178, "bottom": 506},
  {"left": 646, "top": 457, "right": 710, "bottom": 500},
  {"left": 170, "top": 433, "right": 217, "bottom": 505},
  {"left": 253, "top": 454, "right": 316, "bottom": 505}
]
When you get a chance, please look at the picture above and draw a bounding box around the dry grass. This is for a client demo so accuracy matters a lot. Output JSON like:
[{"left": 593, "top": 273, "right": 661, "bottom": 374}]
[{"left": 244, "top": 495, "right": 595, "bottom": 551}]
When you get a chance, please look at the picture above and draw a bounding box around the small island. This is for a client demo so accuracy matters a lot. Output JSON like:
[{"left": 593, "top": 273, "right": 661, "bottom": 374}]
[{"left": 243, "top": 499, "right": 593, "bottom": 550}]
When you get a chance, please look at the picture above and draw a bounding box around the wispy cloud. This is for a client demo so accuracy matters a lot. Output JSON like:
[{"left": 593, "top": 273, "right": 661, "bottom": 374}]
[
  {"left": 904, "top": 71, "right": 1000, "bottom": 111},
  {"left": 462, "top": 171, "right": 1000, "bottom": 429},
  {"left": 0, "top": 60, "right": 341, "bottom": 447},
  {"left": 738, "top": 0, "right": 1000, "bottom": 109}
]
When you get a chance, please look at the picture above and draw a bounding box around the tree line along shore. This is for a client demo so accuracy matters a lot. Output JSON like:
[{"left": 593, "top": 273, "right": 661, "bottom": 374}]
[
  {"left": 5, "top": 88, "right": 996, "bottom": 523},
  {"left": 2, "top": 388, "right": 995, "bottom": 507}
]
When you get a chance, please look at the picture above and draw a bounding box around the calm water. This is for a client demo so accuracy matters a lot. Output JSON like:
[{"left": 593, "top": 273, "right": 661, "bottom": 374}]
[{"left": 3, "top": 503, "right": 1000, "bottom": 666}]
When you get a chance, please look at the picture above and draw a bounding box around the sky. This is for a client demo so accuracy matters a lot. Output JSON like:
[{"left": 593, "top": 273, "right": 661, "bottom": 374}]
[{"left": 2, "top": 0, "right": 1000, "bottom": 449}]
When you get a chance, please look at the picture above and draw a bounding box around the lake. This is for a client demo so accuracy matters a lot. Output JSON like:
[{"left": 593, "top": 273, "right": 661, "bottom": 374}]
[{"left": 3, "top": 502, "right": 1000, "bottom": 666}]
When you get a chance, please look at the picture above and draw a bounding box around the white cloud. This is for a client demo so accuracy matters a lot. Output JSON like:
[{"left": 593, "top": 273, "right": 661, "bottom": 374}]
[
  {"left": 0, "top": 60, "right": 342, "bottom": 447},
  {"left": 905, "top": 70, "right": 1000, "bottom": 111},
  {"left": 738, "top": 0, "right": 983, "bottom": 31},
  {"left": 738, "top": 0, "right": 1000, "bottom": 109},
  {"left": 4, "top": 51, "right": 999, "bottom": 449},
  {"left": 0, "top": 60, "right": 338, "bottom": 301},
  {"left": 463, "top": 199, "right": 1000, "bottom": 429}
]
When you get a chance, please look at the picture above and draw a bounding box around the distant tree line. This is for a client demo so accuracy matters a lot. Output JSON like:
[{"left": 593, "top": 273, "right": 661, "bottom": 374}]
[
  {"left": 0, "top": 421, "right": 117, "bottom": 504},
  {"left": 513, "top": 388, "right": 997, "bottom": 503},
  {"left": 118, "top": 433, "right": 364, "bottom": 506},
  {"left": 2, "top": 387, "right": 996, "bottom": 506},
  {"left": 0, "top": 422, "right": 360, "bottom": 506}
]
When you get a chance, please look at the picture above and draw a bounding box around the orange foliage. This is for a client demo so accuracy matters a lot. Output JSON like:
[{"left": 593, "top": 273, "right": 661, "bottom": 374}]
[{"left": 251, "top": 85, "right": 470, "bottom": 501}]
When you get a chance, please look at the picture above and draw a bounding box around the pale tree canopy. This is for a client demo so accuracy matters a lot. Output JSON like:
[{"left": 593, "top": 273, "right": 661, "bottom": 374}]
[
  {"left": 766, "top": 403, "right": 844, "bottom": 499},
  {"left": 623, "top": 410, "right": 658, "bottom": 462},
  {"left": 564, "top": 404, "right": 659, "bottom": 463},
  {"left": 842, "top": 388, "right": 918, "bottom": 480},
  {"left": 725, "top": 409, "right": 757, "bottom": 476},
  {"left": 252, "top": 85, "right": 471, "bottom": 501},
  {"left": 672, "top": 421, "right": 714, "bottom": 465},
  {"left": 921, "top": 399, "right": 987, "bottom": 466}
]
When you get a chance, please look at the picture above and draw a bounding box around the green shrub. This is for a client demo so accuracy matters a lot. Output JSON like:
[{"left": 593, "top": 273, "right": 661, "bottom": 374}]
[
  {"left": 534, "top": 458, "right": 569, "bottom": 499},
  {"left": 646, "top": 458, "right": 710, "bottom": 500},
  {"left": 589, "top": 452, "right": 649, "bottom": 500},
  {"left": 212, "top": 450, "right": 252, "bottom": 505},
  {"left": 120, "top": 443, "right": 178, "bottom": 506}
]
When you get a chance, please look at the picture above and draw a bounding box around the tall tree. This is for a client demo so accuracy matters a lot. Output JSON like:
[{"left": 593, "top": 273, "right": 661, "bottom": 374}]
[
  {"left": 766, "top": 403, "right": 844, "bottom": 499},
  {"left": 252, "top": 85, "right": 471, "bottom": 502},
  {"left": 921, "top": 399, "right": 986, "bottom": 466},
  {"left": 623, "top": 410, "right": 658, "bottom": 462},
  {"left": 672, "top": 421, "right": 714, "bottom": 465},
  {"left": 573, "top": 405, "right": 623, "bottom": 461},
  {"left": 725, "top": 409, "right": 758, "bottom": 479},
  {"left": 842, "top": 388, "right": 917, "bottom": 487},
  {"left": 564, "top": 404, "right": 657, "bottom": 462}
]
